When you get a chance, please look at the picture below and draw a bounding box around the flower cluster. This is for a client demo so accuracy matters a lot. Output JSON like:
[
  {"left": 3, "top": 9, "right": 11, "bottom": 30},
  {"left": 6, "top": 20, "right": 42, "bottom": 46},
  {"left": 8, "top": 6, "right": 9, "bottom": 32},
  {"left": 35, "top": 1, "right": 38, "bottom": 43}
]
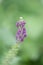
[{"left": 16, "top": 17, "right": 27, "bottom": 42}]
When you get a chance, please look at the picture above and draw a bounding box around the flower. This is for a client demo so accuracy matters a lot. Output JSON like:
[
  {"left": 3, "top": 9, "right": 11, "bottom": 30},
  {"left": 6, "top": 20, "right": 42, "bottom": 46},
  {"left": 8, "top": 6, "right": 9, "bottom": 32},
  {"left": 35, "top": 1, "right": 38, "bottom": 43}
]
[{"left": 16, "top": 17, "right": 27, "bottom": 42}]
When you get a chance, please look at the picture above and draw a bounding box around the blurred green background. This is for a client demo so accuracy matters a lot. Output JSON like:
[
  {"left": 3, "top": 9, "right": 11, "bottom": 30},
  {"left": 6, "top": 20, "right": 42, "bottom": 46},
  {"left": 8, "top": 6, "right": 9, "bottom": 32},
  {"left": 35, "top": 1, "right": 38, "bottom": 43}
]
[{"left": 0, "top": 0, "right": 43, "bottom": 65}]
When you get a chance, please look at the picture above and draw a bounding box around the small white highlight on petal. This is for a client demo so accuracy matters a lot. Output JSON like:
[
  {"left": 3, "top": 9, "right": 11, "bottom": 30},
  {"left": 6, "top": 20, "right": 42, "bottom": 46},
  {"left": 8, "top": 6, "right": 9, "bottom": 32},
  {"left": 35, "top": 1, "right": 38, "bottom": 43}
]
[{"left": 19, "top": 17, "right": 23, "bottom": 20}]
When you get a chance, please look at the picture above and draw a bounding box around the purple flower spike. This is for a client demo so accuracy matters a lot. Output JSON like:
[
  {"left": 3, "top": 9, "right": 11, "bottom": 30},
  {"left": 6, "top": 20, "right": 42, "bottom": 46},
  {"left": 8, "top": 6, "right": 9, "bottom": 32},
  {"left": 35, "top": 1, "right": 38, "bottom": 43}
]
[{"left": 16, "top": 17, "right": 27, "bottom": 42}]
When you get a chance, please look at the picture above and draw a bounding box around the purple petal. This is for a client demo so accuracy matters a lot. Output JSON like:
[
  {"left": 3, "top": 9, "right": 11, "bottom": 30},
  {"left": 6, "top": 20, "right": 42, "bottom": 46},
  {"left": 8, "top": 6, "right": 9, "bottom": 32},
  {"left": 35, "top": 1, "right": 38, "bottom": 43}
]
[
  {"left": 24, "top": 33, "right": 27, "bottom": 37},
  {"left": 22, "top": 21, "right": 26, "bottom": 24},
  {"left": 23, "top": 28, "right": 26, "bottom": 32},
  {"left": 22, "top": 28, "right": 26, "bottom": 35},
  {"left": 17, "top": 30, "right": 21, "bottom": 35},
  {"left": 20, "top": 38, "right": 24, "bottom": 42},
  {"left": 19, "top": 36, "right": 22, "bottom": 38},
  {"left": 19, "top": 35, "right": 24, "bottom": 42}
]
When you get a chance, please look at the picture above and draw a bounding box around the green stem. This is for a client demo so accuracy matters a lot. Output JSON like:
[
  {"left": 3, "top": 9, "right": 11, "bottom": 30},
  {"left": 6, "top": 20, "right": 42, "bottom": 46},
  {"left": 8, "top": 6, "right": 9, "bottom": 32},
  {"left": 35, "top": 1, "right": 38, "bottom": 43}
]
[{"left": 2, "top": 43, "right": 20, "bottom": 65}]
